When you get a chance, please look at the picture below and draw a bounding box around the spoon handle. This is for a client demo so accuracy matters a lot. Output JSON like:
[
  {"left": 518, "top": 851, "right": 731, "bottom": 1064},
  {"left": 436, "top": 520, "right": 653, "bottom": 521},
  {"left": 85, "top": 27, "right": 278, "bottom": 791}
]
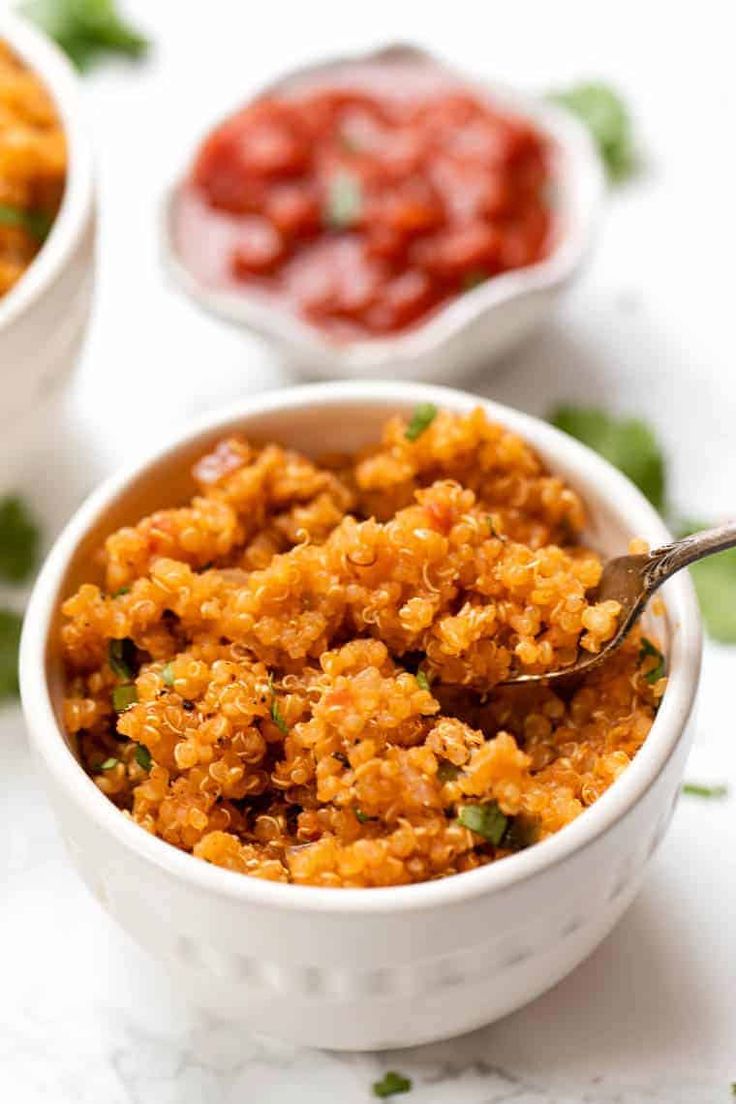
[{"left": 645, "top": 520, "right": 736, "bottom": 592}]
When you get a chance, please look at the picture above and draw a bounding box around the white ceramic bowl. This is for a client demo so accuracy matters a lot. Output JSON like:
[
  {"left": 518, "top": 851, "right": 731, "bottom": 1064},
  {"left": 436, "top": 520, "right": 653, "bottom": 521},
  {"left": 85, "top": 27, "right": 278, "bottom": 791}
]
[
  {"left": 20, "top": 382, "right": 701, "bottom": 1051},
  {"left": 162, "top": 45, "right": 604, "bottom": 382},
  {"left": 0, "top": 12, "right": 95, "bottom": 431}
]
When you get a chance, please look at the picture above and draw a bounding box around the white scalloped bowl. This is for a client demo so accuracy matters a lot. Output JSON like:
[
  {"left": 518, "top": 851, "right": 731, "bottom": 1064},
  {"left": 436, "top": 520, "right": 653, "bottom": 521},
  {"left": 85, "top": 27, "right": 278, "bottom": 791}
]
[
  {"left": 20, "top": 382, "right": 701, "bottom": 1050},
  {"left": 162, "top": 46, "right": 604, "bottom": 381},
  {"left": 0, "top": 13, "right": 95, "bottom": 438}
]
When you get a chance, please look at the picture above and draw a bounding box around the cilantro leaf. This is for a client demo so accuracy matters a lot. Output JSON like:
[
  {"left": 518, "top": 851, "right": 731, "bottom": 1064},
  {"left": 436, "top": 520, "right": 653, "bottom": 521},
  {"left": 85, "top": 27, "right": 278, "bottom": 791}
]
[
  {"left": 134, "top": 744, "right": 152, "bottom": 770},
  {"left": 405, "top": 403, "right": 438, "bottom": 442},
  {"left": 0, "top": 203, "right": 53, "bottom": 242},
  {"left": 550, "top": 82, "right": 635, "bottom": 182},
  {"left": 682, "top": 782, "right": 728, "bottom": 799},
  {"left": 108, "top": 638, "right": 136, "bottom": 681},
  {"left": 372, "top": 1071, "right": 412, "bottom": 1098},
  {"left": 268, "top": 673, "right": 289, "bottom": 735},
  {"left": 323, "top": 171, "right": 362, "bottom": 230},
  {"left": 550, "top": 406, "right": 666, "bottom": 511},
  {"left": 112, "top": 683, "right": 137, "bottom": 712},
  {"left": 639, "top": 637, "right": 665, "bottom": 684},
  {"left": 416, "top": 668, "right": 431, "bottom": 692},
  {"left": 437, "top": 760, "right": 460, "bottom": 783},
  {"left": 23, "top": 0, "right": 149, "bottom": 72},
  {"left": 0, "top": 496, "right": 40, "bottom": 583},
  {"left": 0, "top": 609, "right": 22, "bottom": 701},
  {"left": 457, "top": 801, "right": 508, "bottom": 845}
]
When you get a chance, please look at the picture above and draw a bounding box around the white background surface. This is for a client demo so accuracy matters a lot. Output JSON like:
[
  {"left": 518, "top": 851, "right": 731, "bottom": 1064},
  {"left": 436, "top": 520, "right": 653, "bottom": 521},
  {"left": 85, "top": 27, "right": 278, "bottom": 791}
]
[{"left": 1, "top": 1, "right": 735, "bottom": 1100}]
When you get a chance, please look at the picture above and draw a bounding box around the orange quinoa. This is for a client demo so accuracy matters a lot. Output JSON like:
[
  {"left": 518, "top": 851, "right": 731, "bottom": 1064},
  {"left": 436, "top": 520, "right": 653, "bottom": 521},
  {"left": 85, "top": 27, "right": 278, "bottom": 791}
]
[
  {"left": 60, "top": 408, "right": 666, "bottom": 888},
  {"left": 0, "top": 40, "right": 66, "bottom": 295}
]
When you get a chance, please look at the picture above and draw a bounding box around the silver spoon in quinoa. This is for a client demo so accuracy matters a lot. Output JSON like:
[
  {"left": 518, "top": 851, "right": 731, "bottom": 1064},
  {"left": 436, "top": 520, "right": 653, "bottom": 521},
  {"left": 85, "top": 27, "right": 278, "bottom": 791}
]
[{"left": 500, "top": 520, "right": 736, "bottom": 686}]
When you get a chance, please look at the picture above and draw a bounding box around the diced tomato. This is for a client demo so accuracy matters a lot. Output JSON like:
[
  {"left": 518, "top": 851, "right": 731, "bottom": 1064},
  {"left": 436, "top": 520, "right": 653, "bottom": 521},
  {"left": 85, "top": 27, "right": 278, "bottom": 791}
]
[{"left": 230, "top": 217, "right": 285, "bottom": 276}]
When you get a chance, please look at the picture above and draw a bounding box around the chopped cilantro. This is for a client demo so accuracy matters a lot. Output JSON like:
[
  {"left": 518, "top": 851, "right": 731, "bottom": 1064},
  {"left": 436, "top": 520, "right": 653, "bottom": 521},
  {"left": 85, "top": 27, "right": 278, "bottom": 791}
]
[
  {"left": 268, "top": 673, "right": 289, "bottom": 735},
  {"left": 682, "top": 782, "right": 728, "bottom": 799},
  {"left": 112, "top": 683, "right": 137, "bottom": 712},
  {"left": 639, "top": 637, "right": 665, "bottom": 684},
  {"left": 0, "top": 609, "right": 23, "bottom": 700},
  {"left": 405, "top": 403, "right": 438, "bottom": 442},
  {"left": 108, "top": 638, "right": 136, "bottom": 681},
  {"left": 100, "top": 757, "right": 119, "bottom": 770},
  {"left": 0, "top": 495, "right": 40, "bottom": 583},
  {"left": 23, "top": 0, "right": 150, "bottom": 71},
  {"left": 134, "top": 744, "right": 152, "bottom": 770},
  {"left": 0, "top": 203, "right": 53, "bottom": 242},
  {"left": 550, "top": 406, "right": 665, "bottom": 511},
  {"left": 457, "top": 801, "right": 508, "bottom": 845},
  {"left": 112, "top": 586, "right": 130, "bottom": 597},
  {"left": 372, "top": 1071, "right": 412, "bottom": 1098},
  {"left": 437, "top": 760, "right": 460, "bottom": 783},
  {"left": 550, "top": 82, "right": 635, "bottom": 182},
  {"left": 416, "top": 668, "right": 432, "bottom": 692},
  {"left": 355, "top": 809, "right": 375, "bottom": 824},
  {"left": 161, "top": 662, "right": 175, "bottom": 687},
  {"left": 323, "top": 171, "right": 362, "bottom": 230}
]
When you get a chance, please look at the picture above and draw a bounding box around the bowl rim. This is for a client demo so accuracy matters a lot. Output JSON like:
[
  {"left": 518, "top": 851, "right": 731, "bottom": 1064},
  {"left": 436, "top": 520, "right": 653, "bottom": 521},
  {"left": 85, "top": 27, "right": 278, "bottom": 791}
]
[
  {"left": 0, "top": 11, "right": 94, "bottom": 334},
  {"left": 161, "top": 42, "right": 605, "bottom": 373},
  {"left": 20, "top": 380, "right": 702, "bottom": 914}
]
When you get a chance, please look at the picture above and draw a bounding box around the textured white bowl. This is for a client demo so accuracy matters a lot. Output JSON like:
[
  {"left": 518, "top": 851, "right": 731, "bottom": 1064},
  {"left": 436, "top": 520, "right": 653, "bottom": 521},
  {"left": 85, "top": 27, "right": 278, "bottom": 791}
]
[
  {"left": 0, "top": 13, "right": 95, "bottom": 433},
  {"left": 21, "top": 382, "right": 701, "bottom": 1050},
  {"left": 162, "top": 45, "right": 604, "bottom": 381}
]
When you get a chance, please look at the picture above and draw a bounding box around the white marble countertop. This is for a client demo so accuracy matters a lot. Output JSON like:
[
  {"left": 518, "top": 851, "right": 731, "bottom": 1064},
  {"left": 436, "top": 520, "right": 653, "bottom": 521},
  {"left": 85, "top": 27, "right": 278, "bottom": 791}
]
[{"left": 2, "top": 1, "right": 735, "bottom": 1099}]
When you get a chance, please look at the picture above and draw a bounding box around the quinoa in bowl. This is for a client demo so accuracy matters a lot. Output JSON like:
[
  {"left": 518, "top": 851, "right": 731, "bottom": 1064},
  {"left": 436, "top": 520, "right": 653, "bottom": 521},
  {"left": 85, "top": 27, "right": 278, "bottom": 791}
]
[
  {"left": 0, "top": 38, "right": 67, "bottom": 296},
  {"left": 59, "top": 404, "right": 665, "bottom": 888}
]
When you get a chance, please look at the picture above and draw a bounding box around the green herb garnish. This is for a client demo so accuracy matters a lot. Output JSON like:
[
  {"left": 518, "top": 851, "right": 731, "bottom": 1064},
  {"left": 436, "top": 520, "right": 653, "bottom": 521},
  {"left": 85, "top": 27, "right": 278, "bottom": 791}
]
[
  {"left": 23, "top": 0, "right": 150, "bottom": 71},
  {"left": 0, "top": 203, "right": 53, "bottom": 242},
  {"left": 682, "top": 782, "right": 729, "bottom": 799},
  {"left": 112, "top": 683, "right": 137, "bottom": 712},
  {"left": 437, "top": 760, "right": 460, "bottom": 783},
  {"left": 639, "top": 637, "right": 665, "bottom": 684},
  {"left": 372, "top": 1071, "right": 412, "bottom": 1098},
  {"left": 416, "top": 669, "right": 432, "bottom": 692},
  {"left": 550, "top": 406, "right": 665, "bottom": 511},
  {"left": 405, "top": 403, "right": 438, "bottom": 443},
  {"left": 112, "top": 586, "right": 130, "bottom": 597},
  {"left": 0, "top": 496, "right": 40, "bottom": 583},
  {"left": 100, "top": 757, "right": 119, "bottom": 770},
  {"left": 0, "top": 610, "right": 23, "bottom": 701},
  {"left": 550, "top": 82, "right": 635, "bottom": 182},
  {"left": 134, "top": 744, "right": 151, "bottom": 770},
  {"left": 108, "top": 638, "right": 136, "bottom": 681},
  {"left": 323, "top": 171, "right": 362, "bottom": 230},
  {"left": 268, "top": 673, "right": 289, "bottom": 735},
  {"left": 458, "top": 801, "right": 508, "bottom": 845},
  {"left": 161, "top": 662, "right": 175, "bottom": 687},
  {"left": 355, "top": 809, "right": 375, "bottom": 824}
]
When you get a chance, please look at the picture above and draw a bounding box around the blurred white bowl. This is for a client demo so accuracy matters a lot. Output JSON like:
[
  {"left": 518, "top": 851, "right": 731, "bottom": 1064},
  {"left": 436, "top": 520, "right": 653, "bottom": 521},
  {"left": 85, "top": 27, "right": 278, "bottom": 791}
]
[
  {"left": 0, "top": 13, "right": 95, "bottom": 432},
  {"left": 21, "top": 381, "right": 701, "bottom": 1050},
  {"left": 163, "top": 45, "right": 604, "bottom": 381}
]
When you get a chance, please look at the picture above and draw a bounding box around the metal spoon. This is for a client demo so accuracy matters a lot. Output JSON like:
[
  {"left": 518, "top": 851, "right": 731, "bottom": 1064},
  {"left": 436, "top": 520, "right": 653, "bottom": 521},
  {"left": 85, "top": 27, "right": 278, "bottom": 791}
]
[{"left": 501, "top": 521, "right": 736, "bottom": 686}]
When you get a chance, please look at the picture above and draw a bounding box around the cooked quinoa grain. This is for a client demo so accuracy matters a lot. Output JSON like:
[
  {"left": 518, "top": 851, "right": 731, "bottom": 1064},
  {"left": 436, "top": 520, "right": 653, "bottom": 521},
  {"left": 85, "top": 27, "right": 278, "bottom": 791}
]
[
  {"left": 60, "top": 408, "right": 664, "bottom": 887},
  {"left": 0, "top": 41, "right": 66, "bottom": 295}
]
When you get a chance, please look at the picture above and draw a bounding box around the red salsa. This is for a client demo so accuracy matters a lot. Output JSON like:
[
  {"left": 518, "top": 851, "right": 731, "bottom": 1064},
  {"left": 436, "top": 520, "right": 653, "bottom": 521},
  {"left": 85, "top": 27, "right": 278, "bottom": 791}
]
[{"left": 178, "top": 72, "right": 553, "bottom": 340}]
